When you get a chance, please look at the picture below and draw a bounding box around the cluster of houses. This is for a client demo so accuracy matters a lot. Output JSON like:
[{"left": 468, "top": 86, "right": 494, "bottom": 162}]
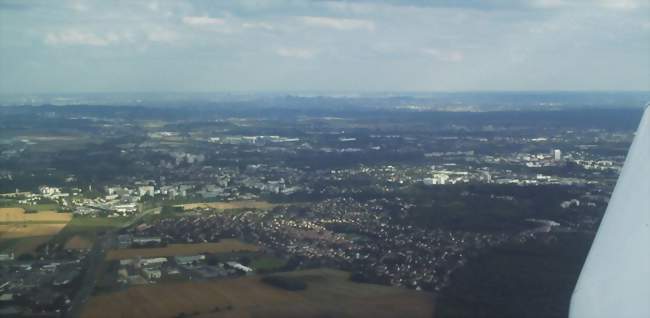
[
  {"left": 0, "top": 186, "right": 77, "bottom": 209},
  {"left": 0, "top": 259, "right": 82, "bottom": 316},
  {"left": 208, "top": 135, "right": 300, "bottom": 145}
]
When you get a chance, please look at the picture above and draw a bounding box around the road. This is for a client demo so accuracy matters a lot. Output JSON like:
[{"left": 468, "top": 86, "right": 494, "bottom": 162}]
[
  {"left": 121, "top": 206, "right": 161, "bottom": 229},
  {"left": 65, "top": 232, "right": 112, "bottom": 318},
  {"left": 65, "top": 207, "right": 159, "bottom": 318}
]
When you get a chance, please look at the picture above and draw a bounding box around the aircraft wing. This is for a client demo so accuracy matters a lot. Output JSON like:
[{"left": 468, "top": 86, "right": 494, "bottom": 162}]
[{"left": 570, "top": 105, "right": 650, "bottom": 318}]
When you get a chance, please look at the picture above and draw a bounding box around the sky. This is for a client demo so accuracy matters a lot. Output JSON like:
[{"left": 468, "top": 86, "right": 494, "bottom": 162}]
[{"left": 0, "top": 0, "right": 648, "bottom": 94}]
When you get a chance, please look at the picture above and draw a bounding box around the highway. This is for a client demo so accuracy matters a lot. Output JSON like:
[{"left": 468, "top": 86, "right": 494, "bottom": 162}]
[
  {"left": 65, "top": 232, "right": 112, "bottom": 318},
  {"left": 65, "top": 207, "right": 160, "bottom": 318}
]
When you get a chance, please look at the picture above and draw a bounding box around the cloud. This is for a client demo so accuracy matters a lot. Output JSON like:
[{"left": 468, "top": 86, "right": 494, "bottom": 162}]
[
  {"left": 242, "top": 22, "right": 274, "bottom": 30},
  {"left": 147, "top": 28, "right": 178, "bottom": 43},
  {"left": 421, "top": 48, "right": 464, "bottom": 63},
  {"left": 323, "top": 0, "right": 648, "bottom": 11},
  {"left": 599, "top": 0, "right": 641, "bottom": 10},
  {"left": 182, "top": 16, "right": 226, "bottom": 26},
  {"left": 4, "top": 0, "right": 650, "bottom": 93},
  {"left": 147, "top": 1, "right": 160, "bottom": 12},
  {"left": 68, "top": 1, "right": 89, "bottom": 12},
  {"left": 322, "top": 0, "right": 530, "bottom": 11},
  {"left": 0, "top": 2, "right": 33, "bottom": 11},
  {"left": 275, "top": 47, "right": 316, "bottom": 59},
  {"left": 299, "top": 16, "right": 375, "bottom": 31},
  {"left": 530, "top": 0, "right": 647, "bottom": 10},
  {"left": 44, "top": 27, "right": 177, "bottom": 47},
  {"left": 643, "top": 21, "right": 650, "bottom": 30},
  {"left": 530, "top": 0, "right": 567, "bottom": 9},
  {"left": 45, "top": 30, "right": 121, "bottom": 46}
]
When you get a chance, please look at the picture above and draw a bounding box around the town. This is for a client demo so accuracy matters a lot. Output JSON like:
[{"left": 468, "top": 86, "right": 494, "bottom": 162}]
[{"left": 0, "top": 101, "right": 642, "bottom": 317}]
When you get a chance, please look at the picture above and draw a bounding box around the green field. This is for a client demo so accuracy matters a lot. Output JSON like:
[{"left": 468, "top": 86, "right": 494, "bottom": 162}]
[
  {"left": 54, "top": 216, "right": 131, "bottom": 244},
  {"left": 251, "top": 255, "right": 288, "bottom": 272},
  {"left": 0, "top": 237, "right": 19, "bottom": 250},
  {"left": 22, "top": 203, "right": 60, "bottom": 211},
  {"left": 204, "top": 250, "right": 288, "bottom": 273}
]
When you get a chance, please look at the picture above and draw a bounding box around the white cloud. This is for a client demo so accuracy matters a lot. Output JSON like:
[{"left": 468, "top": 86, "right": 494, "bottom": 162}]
[
  {"left": 147, "top": 1, "right": 159, "bottom": 12},
  {"left": 642, "top": 21, "right": 650, "bottom": 30},
  {"left": 7, "top": 0, "right": 650, "bottom": 92},
  {"left": 421, "top": 48, "right": 464, "bottom": 63},
  {"left": 68, "top": 1, "right": 89, "bottom": 12},
  {"left": 531, "top": 0, "right": 568, "bottom": 9},
  {"left": 182, "top": 16, "right": 226, "bottom": 26},
  {"left": 45, "top": 30, "right": 120, "bottom": 46},
  {"left": 322, "top": 1, "right": 381, "bottom": 14},
  {"left": 531, "top": 0, "right": 645, "bottom": 10},
  {"left": 242, "top": 22, "right": 274, "bottom": 30},
  {"left": 299, "top": 16, "right": 375, "bottom": 31},
  {"left": 599, "top": 0, "right": 641, "bottom": 10},
  {"left": 275, "top": 47, "right": 316, "bottom": 59},
  {"left": 147, "top": 28, "right": 178, "bottom": 43},
  {"left": 45, "top": 28, "right": 174, "bottom": 46}
]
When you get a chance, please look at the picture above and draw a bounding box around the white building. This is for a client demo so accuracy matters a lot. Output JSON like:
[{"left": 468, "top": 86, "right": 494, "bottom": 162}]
[
  {"left": 554, "top": 149, "right": 562, "bottom": 161},
  {"left": 226, "top": 261, "right": 253, "bottom": 273},
  {"left": 423, "top": 174, "right": 449, "bottom": 185},
  {"left": 138, "top": 257, "right": 167, "bottom": 268},
  {"left": 114, "top": 203, "right": 137, "bottom": 214},
  {"left": 106, "top": 186, "right": 123, "bottom": 195},
  {"left": 0, "top": 252, "right": 14, "bottom": 262},
  {"left": 561, "top": 199, "right": 581, "bottom": 209},
  {"left": 138, "top": 186, "right": 155, "bottom": 197},
  {"left": 39, "top": 186, "right": 63, "bottom": 199},
  {"left": 132, "top": 236, "right": 162, "bottom": 246},
  {"left": 142, "top": 268, "right": 162, "bottom": 280},
  {"left": 174, "top": 255, "right": 205, "bottom": 265}
]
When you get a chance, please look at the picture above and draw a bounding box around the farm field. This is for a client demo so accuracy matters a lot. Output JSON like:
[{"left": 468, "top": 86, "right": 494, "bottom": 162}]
[
  {"left": 81, "top": 268, "right": 435, "bottom": 318},
  {"left": 0, "top": 208, "right": 72, "bottom": 255},
  {"left": 63, "top": 234, "right": 93, "bottom": 250},
  {"left": 0, "top": 199, "right": 61, "bottom": 212},
  {"left": 0, "top": 208, "right": 71, "bottom": 223},
  {"left": 176, "top": 200, "right": 279, "bottom": 211},
  {"left": 105, "top": 239, "right": 259, "bottom": 260},
  {"left": 14, "top": 134, "right": 97, "bottom": 152}
]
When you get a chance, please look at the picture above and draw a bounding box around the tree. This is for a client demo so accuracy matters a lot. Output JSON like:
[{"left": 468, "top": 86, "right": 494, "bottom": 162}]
[
  {"left": 238, "top": 255, "right": 252, "bottom": 266},
  {"left": 206, "top": 254, "right": 220, "bottom": 266},
  {"left": 17, "top": 253, "right": 34, "bottom": 261},
  {"left": 261, "top": 276, "right": 307, "bottom": 291}
]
